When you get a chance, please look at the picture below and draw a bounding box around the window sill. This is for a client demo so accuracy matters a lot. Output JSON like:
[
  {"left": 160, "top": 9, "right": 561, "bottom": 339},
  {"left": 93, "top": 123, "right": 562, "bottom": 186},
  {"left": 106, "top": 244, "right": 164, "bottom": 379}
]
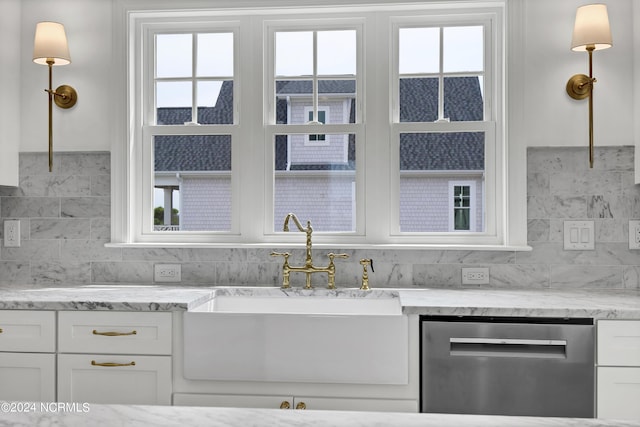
[{"left": 104, "top": 242, "right": 532, "bottom": 252}]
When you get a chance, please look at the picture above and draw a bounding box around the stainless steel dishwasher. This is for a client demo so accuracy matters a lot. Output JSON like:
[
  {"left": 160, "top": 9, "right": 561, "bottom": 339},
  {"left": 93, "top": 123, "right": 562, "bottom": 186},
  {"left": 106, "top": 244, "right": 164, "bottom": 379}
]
[{"left": 421, "top": 315, "right": 594, "bottom": 417}]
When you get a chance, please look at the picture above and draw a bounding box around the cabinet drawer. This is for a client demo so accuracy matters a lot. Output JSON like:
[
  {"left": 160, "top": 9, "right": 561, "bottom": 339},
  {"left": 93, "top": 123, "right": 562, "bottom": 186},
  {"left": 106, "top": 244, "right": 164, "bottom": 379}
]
[
  {"left": 58, "top": 353, "right": 171, "bottom": 405},
  {"left": 597, "top": 367, "right": 640, "bottom": 420},
  {"left": 0, "top": 311, "right": 55, "bottom": 352},
  {"left": 58, "top": 311, "right": 172, "bottom": 355},
  {"left": 598, "top": 320, "right": 640, "bottom": 366}
]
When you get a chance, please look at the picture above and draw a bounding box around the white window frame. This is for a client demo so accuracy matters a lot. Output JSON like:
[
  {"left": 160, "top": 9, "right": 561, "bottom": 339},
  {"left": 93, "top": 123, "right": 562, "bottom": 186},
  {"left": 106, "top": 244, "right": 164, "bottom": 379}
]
[{"left": 110, "top": 0, "right": 529, "bottom": 250}]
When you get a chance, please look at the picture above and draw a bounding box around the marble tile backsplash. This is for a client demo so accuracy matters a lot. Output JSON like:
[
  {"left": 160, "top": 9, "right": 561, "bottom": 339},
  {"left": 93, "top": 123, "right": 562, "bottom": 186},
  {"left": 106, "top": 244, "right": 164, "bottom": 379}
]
[{"left": 0, "top": 148, "right": 639, "bottom": 289}]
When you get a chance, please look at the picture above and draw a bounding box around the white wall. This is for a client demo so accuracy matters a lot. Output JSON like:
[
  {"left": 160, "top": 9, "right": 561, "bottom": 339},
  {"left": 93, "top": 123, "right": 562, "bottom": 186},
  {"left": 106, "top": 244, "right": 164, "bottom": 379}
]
[
  {"left": 15, "top": 0, "right": 638, "bottom": 152},
  {"left": 524, "top": 0, "right": 634, "bottom": 147},
  {"left": 20, "top": 0, "right": 113, "bottom": 152},
  {"left": 0, "top": 0, "right": 21, "bottom": 185}
]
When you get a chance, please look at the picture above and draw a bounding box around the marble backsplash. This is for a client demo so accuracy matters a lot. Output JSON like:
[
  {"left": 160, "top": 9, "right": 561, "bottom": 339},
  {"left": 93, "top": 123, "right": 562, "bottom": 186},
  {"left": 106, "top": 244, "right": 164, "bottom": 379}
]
[{"left": 0, "top": 147, "right": 638, "bottom": 290}]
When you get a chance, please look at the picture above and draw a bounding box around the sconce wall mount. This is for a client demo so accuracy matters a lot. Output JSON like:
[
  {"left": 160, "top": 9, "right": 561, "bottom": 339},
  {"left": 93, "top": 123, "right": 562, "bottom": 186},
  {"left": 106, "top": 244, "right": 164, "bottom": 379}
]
[
  {"left": 565, "top": 4, "right": 612, "bottom": 169},
  {"left": 33, "top": 21, "right": 78, "bottom": 172}
]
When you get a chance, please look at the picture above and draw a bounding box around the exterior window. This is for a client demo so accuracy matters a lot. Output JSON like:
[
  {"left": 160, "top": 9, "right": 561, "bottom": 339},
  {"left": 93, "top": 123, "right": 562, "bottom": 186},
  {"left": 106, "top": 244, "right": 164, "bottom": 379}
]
[
  {"left": 307, "top": 109, "right": 327, "bottom": 142},
  {"left": 117, "top": 2, "right": 515, "bottom": 247},
  {"left": 449, "top": 182, "right": 477, "bottom": 232}
]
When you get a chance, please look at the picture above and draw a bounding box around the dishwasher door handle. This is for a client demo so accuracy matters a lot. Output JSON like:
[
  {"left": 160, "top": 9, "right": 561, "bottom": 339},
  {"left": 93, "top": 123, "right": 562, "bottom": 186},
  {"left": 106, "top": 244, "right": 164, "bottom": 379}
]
[{"left": 449, "top": 337, "right": 568, "bottom": 358}]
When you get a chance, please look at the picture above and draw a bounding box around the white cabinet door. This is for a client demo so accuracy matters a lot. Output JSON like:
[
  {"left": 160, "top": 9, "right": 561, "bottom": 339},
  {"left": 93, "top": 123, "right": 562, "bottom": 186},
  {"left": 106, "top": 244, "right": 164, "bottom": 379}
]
[
  {"left": 173, "top": 393, "right": 419, "bottom": 412},
  {"left": 0, "top": 353, "right": 55, "bottom": 402},
  {"left": 597, "top": 367, "right": 640, "bottom": 420},
  {"left": 58, "top": 354, "right": 171, "bottom": 405},
  {"left": 173, "top": 393, "right": 292, "bottom": 409},
  {"left": 293, "top": 396, "right": 418, "bottom": 412}
]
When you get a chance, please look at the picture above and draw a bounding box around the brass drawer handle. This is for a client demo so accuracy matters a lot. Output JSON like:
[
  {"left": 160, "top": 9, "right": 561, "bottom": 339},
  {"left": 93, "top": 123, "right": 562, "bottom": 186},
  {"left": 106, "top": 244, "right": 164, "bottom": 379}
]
[
  {"left": 91, "top": 360, "right": 136, "bottom": 367},
  {"left": 279, "top": 401, "right": 291, "bottom": 409},
  {"left": 296, "top": 402, "right": 306, "bottom": 410},
  {"left": 0, "top": 328, "right": 3, "bottom": 333},
  {"left": 92, "top": 329, "right": 137, "bottom": 336}
]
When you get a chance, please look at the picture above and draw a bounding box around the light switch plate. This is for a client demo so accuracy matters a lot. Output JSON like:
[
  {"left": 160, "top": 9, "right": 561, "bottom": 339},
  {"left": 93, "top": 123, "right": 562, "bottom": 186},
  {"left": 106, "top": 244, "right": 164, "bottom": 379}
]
[{"left": 563, "top": 220, "right": 594, "bottom": 250}]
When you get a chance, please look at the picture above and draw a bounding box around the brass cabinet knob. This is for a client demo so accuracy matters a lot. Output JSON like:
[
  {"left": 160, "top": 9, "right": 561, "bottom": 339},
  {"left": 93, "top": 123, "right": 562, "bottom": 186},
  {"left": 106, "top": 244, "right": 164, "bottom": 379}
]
[
  {"left": 279, "top": 401, "right": 291, "bottom": 409},
  {"left": 295, "top": 402, "right": 307, "bottom": 410}
]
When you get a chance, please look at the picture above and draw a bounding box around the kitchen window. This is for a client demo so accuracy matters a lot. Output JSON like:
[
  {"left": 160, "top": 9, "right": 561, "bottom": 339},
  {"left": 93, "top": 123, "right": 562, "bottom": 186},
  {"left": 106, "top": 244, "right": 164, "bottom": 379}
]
[{"left": 112, "top": 0, "right": 527, "bottom": 249}]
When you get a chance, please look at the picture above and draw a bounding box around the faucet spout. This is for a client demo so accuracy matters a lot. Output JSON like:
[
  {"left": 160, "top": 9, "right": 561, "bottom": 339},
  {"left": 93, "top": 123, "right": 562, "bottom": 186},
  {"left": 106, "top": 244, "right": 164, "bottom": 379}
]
[
  {"left": 283, "top": 213, "right": 313, "bottom": 268},
  {"left": 283, "top": 213, "right": 310, "bottom": 234}
]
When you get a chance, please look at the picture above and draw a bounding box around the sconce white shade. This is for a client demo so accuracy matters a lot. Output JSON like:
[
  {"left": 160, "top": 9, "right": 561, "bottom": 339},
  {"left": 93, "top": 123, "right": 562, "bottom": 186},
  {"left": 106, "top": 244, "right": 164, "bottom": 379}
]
[
  {"left": 571, "top": 4, "right": 612, "bottom": 51},
  {"left": 33, "top": 22, "right": 71, "bottom": 66}
]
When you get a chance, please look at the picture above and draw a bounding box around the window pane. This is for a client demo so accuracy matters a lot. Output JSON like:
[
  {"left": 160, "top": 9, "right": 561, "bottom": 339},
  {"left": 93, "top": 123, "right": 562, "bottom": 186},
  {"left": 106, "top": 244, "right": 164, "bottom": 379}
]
[
  {"left": 154, "top": 135, "right": 231, "bottom": 231},
  {"left": 274, "top": 134, "right": 355, "bottom": 232},
  {"left": 399, "top": 27, "right": 439, "bottom": 74},
  {"left": 317, "top": 30, "right": 356, "bottom": 76},
  {"left": 197, "top": 33, "right": 233, "bottom": 77},
  {"left": 276, "top": 31, "right": 313, "bottom": 76},
  {"left": 443, "top": 26, "right": 483, "bottom": 73},
  {"left": 276, "top": 80, "right": 356, "bottom": 125},
  {"left": 399, "top": 78, "right": 438, "bottom": 122},
  {"left": 444, "top": 77, "right": 483, "bottom": 121},
  {"left": 157, "top": 82, "right": 192, "bottom": 124},
  {"left": 157, "top": 34, "right": 192, "bottom": 78},
  {"left": 399, "top": 132, "right": 484, "bottom": 232},
  {"left": 454, "top": 208, "right": 470, "bottom": 230},
  {"left": 197, "top": 80, "right": 233, "bottom": 124}
]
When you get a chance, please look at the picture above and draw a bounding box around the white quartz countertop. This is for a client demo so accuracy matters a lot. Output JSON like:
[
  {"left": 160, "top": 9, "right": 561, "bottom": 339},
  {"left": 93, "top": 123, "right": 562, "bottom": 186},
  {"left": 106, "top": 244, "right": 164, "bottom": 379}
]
[
  {"left": 0, "top": 404, "right": 638, "bottom": 427},
  {"left": 0, "top": 284, "right": 639, "bottom": 319}
]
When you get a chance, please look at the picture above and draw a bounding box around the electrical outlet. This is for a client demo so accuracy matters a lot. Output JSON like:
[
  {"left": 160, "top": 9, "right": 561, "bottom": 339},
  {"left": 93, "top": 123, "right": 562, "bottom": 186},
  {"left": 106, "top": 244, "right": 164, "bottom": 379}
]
[
  {"left": 4, "top": 220, "right": 20, "bottom": 248},
  {"left": 154, "top": 264, "right": 181, "bottom": 282},
  {"left": 462, "top": 267, "right": 489, "bottom": 285},
  {"left": 629, "top": 220, "right": 640, "bottom": 249}
]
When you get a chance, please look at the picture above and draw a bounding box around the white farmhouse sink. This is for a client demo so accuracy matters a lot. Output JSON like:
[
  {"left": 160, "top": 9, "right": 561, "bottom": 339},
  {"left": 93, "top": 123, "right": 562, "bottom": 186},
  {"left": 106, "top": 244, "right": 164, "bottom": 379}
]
[
  {"left": 183, "top": 287, "right": 409, "bottom": 385},
  {"left": 190, "top": 288, "right": 402, "bottom": 315}
]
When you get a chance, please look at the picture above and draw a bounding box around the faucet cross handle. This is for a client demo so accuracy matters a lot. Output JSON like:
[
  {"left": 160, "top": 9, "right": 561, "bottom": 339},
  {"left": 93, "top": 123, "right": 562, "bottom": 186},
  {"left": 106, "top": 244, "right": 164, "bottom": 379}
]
[
  {"left": 271, "top": 252, "right": 291, "bottom": 289},
  {"left": 326, "top": 253, "right": 349, "bottom": 290}
]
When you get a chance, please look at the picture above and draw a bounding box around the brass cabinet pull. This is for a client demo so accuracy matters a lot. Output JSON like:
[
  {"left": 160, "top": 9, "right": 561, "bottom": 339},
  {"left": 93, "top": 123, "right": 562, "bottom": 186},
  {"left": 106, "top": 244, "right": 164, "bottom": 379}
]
[
  {"left": 279, "top": 401, "right": 291, "bottom": 409},
  {"left": 91, "top": 360, "right": 136, "bottom": 367},
  {"left": 295, "top": 402, "right": 307, "bottom": 410},
  {"left": 92, "top": 329, "right": 137, "bottom": 336},
  {"left": 0, "top": 328, "right": 3, "bottom": 333}
]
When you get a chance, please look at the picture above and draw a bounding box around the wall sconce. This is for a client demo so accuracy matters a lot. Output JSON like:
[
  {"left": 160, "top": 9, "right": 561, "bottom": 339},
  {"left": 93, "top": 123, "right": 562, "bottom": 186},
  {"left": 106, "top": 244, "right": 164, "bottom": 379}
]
[
  {"left": 566, "top": 4, "right": 612, "bottom": 168},
  {"left": 33, "top": 21, "right": 78, "bottom": 172}
]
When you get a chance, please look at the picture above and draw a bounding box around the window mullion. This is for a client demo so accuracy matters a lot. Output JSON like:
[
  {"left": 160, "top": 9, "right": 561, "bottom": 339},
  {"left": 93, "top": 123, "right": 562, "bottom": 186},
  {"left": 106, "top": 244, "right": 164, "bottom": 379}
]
[
  {"left": 312, "top": 31, "right": 318, "bottom": 123},
  {"left": 192, "top": 33, "right": 198, "bottom": 124}
]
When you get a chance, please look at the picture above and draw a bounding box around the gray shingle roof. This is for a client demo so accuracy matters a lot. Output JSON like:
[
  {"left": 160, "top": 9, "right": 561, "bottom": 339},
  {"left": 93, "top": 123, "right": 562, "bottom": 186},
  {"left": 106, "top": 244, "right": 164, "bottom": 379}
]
[{"left": 155, "top": 77, "right": 484, "bottom": 172}]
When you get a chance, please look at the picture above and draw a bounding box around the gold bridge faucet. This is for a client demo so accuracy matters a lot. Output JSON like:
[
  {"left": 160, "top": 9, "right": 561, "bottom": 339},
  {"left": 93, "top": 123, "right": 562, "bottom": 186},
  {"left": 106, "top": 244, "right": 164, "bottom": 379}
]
[{"left": 271, "top": 213, "right": 349, "bottom": 289}]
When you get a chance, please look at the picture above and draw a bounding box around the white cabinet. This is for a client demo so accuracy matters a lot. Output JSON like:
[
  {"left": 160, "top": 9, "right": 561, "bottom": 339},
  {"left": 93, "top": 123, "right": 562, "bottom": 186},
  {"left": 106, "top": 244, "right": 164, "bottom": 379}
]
[
  {"left": 173, "top": 393, "right": 418, "bottom": 412},
  {"left": 0, "top": 311, "right": 56, "bottom": 401},
  {"left": 597, "top": 320, "right": 640, "bottom": 420},
  {"left": 57, "top": 311, "right": 172, "bottom": 405}
]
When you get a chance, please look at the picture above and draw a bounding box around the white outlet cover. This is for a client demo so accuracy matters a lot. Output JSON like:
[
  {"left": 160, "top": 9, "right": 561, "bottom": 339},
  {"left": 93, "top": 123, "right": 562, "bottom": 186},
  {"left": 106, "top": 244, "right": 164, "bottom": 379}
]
[
  {"left": 154, "top": 264, "right": 182, "bottom": 282},
  {"left": 629, "top": 220, "right": 640, "bottom": 250},
  {"left": 3, "top": 219, "right": 20, "bottom": 248}
]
